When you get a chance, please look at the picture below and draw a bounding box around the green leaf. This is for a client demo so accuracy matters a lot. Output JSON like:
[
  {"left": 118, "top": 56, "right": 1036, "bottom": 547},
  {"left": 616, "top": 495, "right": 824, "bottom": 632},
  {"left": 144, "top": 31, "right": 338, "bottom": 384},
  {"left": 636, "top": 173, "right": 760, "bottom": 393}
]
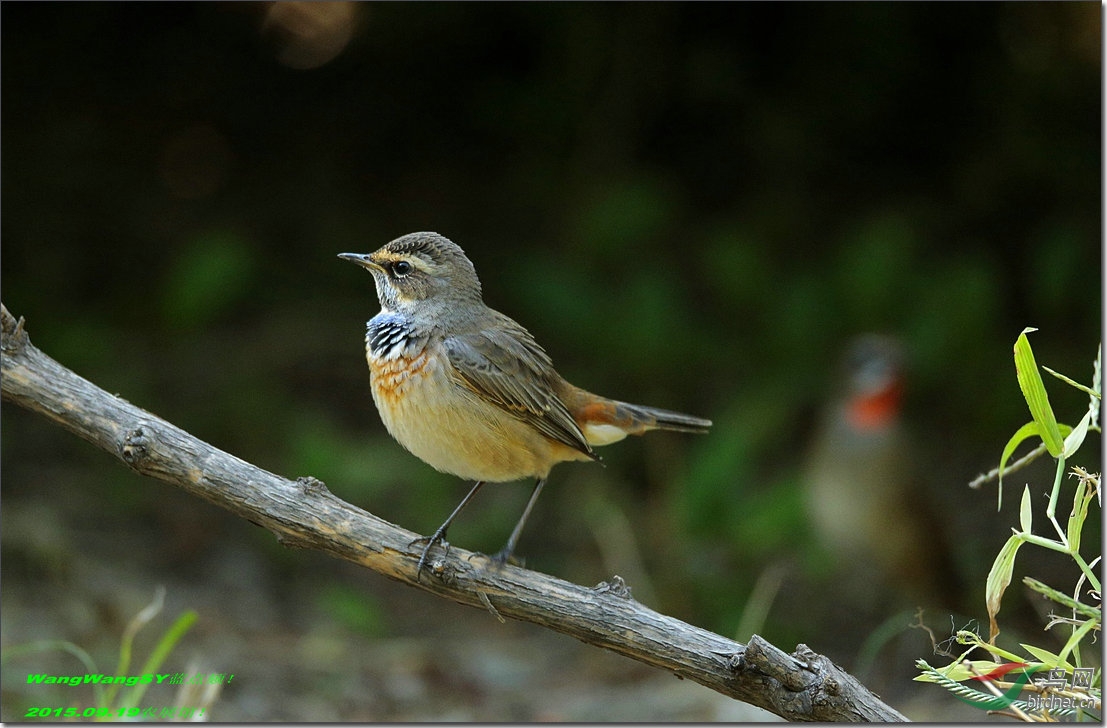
[
  {"left": 920, "top": 661, "right": 1045, "bottom": 712},
  {"left": 914, "top": 659, "right": 1027, "bottom": 683},
  {"left": 1014, "top": 328, "right": 1065, "bottom": 457},
  {"left": 1062, "top": 409, "right": 1093, "bottom": 459},
  {"left": 998, "top": 421, "right": 1042, "bottom": 507},
  {"left": 1020, "top": 643, "right": 1075, "bottom": 672},
  {"left": 986, "top": 534, "right": 1024, "bottom": 641},
  {"left": 1042, "top": 366, "right": 1101, "bottom": 400},
  {"left": 1019, "top": 485, "right": 1033, "bottom": 533},
  {"left": 1023, "top": 576, "right": 1102, "bottom": 618},
  {"left": 120, "top": 609, "right": 197, "bottom": 709},
  {"left": 1067, "top": 469, "right": 1091, "bottom": 554},
  {"left": 1056, "top": 616, "right": 1098, "bottom": 667}
]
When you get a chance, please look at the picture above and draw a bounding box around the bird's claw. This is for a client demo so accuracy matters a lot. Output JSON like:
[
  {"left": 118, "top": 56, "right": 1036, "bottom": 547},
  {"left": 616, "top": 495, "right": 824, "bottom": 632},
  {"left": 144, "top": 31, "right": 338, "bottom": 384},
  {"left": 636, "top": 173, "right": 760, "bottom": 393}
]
[
  {"left": 411, "top": 531, "right": 450, "bottom": 580},
  {"left": 468, "top": 547, "right": 521, "bottom": 569}
]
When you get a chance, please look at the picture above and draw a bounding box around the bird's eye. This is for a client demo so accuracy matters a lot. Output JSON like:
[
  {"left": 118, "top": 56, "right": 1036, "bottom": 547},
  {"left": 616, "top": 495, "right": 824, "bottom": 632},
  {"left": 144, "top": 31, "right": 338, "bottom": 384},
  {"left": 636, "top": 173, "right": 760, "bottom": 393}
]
[{"left": 391, "top": 260, "right": 413, "bottom": 278}]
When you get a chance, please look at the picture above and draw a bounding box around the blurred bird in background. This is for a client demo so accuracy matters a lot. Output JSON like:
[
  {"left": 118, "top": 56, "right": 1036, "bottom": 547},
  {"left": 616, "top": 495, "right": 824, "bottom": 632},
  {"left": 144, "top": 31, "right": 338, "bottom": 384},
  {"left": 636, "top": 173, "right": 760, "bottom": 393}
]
[{"left": 803, "top": 334, "right": 960, "bottom": 611}]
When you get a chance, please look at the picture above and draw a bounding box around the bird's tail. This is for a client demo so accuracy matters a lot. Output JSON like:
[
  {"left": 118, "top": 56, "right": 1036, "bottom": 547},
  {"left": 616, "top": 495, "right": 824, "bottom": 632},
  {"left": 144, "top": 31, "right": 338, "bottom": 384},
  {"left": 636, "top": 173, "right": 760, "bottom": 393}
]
[
  {"left": 614, "top": 401, "right": 713, "bottom": 435},
  {"left": 565, "top": 388, "right": 711, "bottom": 446}
]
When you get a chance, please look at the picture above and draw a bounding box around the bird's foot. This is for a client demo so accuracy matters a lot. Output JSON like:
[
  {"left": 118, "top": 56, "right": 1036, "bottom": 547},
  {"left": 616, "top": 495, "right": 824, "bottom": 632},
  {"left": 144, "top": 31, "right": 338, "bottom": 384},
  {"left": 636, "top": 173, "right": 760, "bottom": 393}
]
[
  {"left": 469, "top": 547, "right": 522, "bottom": 569},
  {"left": 410, "top": 529, "right": 450, "bottom": 580}
]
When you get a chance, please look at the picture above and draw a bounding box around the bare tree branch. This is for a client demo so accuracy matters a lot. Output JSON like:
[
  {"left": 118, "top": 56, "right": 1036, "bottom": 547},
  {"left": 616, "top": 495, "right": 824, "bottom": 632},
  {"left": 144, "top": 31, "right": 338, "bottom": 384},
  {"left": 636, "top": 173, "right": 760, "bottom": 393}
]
[{"left": 0, "top": 303, "right": 907, "bottom": 722}]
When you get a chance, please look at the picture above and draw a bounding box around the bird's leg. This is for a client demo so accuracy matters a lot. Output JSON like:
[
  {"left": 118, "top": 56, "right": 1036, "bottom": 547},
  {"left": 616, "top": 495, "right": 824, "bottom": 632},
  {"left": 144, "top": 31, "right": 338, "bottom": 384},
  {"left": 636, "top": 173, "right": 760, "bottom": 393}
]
[
  {"left": 413, "top": 480, "right": 485, "bottom": 579},
  {"left": 490, "top": 478, "right": 547, "bottom": 566}
]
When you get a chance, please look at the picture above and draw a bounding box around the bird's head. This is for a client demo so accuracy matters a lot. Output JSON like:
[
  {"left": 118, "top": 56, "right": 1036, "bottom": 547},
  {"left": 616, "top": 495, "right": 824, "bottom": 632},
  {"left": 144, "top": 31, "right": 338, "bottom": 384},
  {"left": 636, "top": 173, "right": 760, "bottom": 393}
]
[
  {"left": 340, "top": 232, "right": 483, "bottom": 316},
  {"left": 841, "top": 334, "right": 905, "bottom": 432}
]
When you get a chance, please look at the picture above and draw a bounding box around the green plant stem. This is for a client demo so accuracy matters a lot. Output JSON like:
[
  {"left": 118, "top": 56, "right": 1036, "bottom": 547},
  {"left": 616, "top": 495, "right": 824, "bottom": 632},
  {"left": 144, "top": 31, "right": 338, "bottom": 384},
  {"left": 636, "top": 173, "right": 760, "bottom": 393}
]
[
  {"left": 2, "top": 640, "right": 105, "bottom": 706},
  {"left": 103, "top": 588, "right": 166, "bottom": 709},
  {"left": 955, "top": 631, "right": 1027, "bottom": 664},
  {"left": 1070, "top": 552, "right": 1102, "bottom": 594},
  {"left": 118, "top": 610, "right": 197, "bottom": 711},
  {"left": 1023, "top": 577, "right": 1101, "bottom": 619},
  {"left": 1057, "top": 616, "right": 1098, "bottom": 670},
  {"left": 1015, "top": 534, "right": 1100, "bottom": 590},
  {"left": 1047, "top": 456, "right": 1068, "bottom": 545}
]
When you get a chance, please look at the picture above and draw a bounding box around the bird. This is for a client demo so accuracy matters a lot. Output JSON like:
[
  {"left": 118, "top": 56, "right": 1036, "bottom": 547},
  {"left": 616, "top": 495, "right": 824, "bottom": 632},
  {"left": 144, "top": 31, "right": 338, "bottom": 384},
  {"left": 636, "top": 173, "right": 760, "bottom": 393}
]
[
  {"left": 803, "top": 334, "right": 957, "bottom": 607},
  {"left": 339, "top": 232, "right": 711, "bottom": 578}
]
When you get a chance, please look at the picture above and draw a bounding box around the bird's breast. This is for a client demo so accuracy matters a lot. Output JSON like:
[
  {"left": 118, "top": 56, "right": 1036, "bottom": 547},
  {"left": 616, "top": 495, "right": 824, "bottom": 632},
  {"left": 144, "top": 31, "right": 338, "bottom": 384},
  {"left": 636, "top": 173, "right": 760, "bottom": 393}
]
[
  {"left": 362, "top": 326, "right": 586, "bottom": 482},
  {"left": 368, "top": 347, "right": 435, "bottom": 407},
  {"left": 364, "top": 314, "right": 437, "bottom": 412},
  {"left": 366, "top": 314, "right": 423, "bottom": 361}
]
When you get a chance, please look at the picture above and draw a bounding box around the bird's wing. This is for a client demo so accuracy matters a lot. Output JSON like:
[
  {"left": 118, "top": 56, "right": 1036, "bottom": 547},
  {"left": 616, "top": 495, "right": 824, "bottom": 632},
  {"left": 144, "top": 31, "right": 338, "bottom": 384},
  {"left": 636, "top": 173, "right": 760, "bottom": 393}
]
[{"left": 443, "top": 321, "right": 594, "bottom": 458}]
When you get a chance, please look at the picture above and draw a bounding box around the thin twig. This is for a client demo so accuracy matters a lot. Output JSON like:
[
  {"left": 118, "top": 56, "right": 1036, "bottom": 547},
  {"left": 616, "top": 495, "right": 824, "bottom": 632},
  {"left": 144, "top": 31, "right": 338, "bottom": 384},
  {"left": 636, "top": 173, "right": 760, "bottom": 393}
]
[{"left": 968, "top": 443, "right": 1048, "bottom": 490}]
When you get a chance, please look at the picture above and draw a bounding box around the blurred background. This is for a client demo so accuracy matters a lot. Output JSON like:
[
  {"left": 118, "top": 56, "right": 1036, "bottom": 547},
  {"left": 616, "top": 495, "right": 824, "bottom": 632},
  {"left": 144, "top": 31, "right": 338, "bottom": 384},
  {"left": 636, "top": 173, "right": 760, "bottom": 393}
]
[{"left": 1, "top": 2, "right": 1100, "bottom": 721}]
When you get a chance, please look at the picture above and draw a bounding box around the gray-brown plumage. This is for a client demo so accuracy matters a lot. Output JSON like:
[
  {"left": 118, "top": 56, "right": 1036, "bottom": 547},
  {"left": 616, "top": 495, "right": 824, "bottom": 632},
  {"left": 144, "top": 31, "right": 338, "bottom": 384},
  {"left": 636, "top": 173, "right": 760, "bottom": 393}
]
[{"left": 341, "top": 232, "right": 711, "bottom": 574}]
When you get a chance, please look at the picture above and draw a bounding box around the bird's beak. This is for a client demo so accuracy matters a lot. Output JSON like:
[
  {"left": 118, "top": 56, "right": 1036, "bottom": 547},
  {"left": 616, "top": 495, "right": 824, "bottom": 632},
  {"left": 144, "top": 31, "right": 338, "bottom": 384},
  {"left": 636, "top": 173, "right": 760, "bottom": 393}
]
[{"left": 338, "top": 252, "right": 382, "bottom": 271}]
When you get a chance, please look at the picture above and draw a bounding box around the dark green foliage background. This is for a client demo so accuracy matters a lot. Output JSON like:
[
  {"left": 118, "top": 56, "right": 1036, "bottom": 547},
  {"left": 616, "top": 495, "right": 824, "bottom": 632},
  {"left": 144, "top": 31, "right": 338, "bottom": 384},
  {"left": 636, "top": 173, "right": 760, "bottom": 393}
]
[{"left": 1, "top": 1, "right": 1100, "bottom": 711}]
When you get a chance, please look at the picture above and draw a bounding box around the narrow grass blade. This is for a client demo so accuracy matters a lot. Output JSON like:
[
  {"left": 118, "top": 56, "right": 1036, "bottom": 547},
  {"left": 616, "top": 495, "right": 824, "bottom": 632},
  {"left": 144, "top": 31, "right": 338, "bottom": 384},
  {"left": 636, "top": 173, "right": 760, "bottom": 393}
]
[{"left": 1014, "top": 328, "right": 1065, "bottom": 457}]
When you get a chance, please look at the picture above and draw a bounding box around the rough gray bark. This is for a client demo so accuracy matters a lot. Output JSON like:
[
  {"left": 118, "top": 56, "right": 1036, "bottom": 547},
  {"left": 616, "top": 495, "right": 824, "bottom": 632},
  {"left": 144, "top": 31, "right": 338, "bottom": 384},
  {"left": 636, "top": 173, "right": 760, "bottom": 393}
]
[{"left": 1, "top": 303, "right": 907, "bottom": 722}]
